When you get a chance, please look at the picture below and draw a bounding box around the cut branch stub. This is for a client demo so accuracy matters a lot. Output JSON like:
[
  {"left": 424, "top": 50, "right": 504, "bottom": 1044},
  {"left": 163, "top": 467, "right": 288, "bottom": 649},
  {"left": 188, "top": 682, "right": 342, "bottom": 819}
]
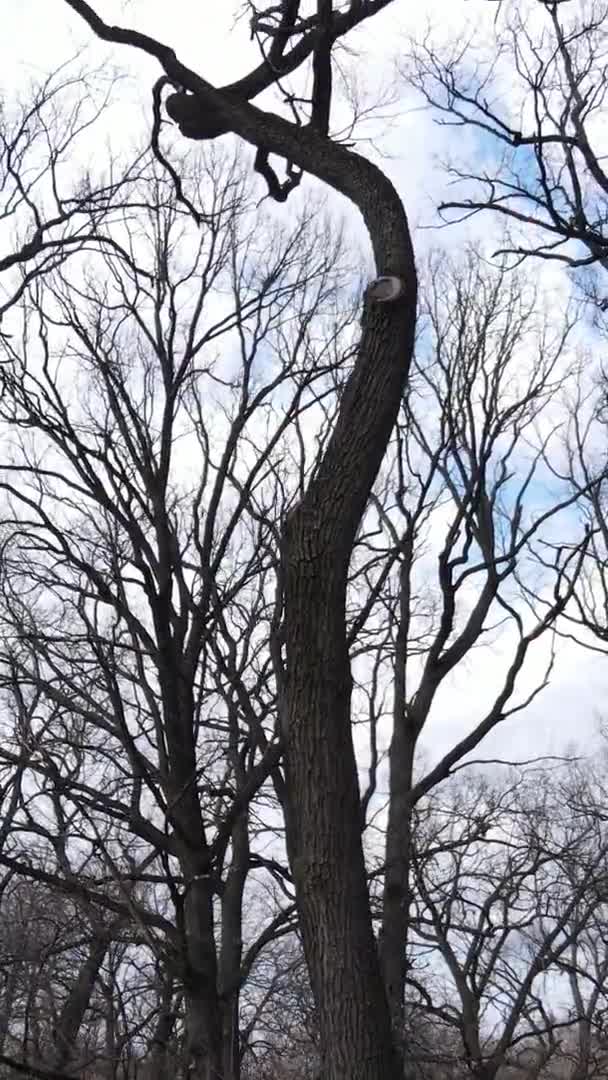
[
  {"left": 165, "top": 92, "right": 233, "bottom": 140},
  {"left": 366, "top": 275, "right": 406, "bottom": 303}
]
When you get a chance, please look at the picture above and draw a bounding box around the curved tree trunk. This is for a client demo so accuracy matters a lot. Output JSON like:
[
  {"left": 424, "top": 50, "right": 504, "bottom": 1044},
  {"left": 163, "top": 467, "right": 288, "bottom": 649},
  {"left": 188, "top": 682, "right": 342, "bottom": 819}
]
[{"left": 281, "top": 271, "right": 416, "bottom": 1080}]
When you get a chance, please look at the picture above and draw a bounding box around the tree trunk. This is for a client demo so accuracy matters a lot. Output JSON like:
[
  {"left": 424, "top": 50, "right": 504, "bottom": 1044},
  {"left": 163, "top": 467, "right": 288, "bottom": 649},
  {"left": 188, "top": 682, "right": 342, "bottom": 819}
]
[
  {"left": 181, "top": 877, "right": 223, "bottom": 1080},
  {"left": 52, "top": 935, "right": 108, "bottom": 1071},
  {"left": 279, "top": 155, "right": 417, "bottom": 1080},
  {"left": 283, "top": 554, "right": 400, "bottom": 1080},
  {"left": 280, "top": 163, "right": 416, "bottom": 1075},
  {"left": 163, "top": 771, "right": 223, "bottom": 1079},
  {"left": 379, "top": 544, "right": 418, "bottom": 1035},
  {"left": 148, "top": 983, "right": 178, "bottom": 1080},
  {"left": 218, "top": 808, "right": 249, "bottom": 1080},
  {"left": 0, "top": 963, "right": 18, "bottom": 1055},
  {"left": 221, "top": 998, "right": 240, "bottom": 1080},
  {"left": 379, "top": 719, "right": 416, "bottom": 1036},
  {"left": 159, "top": 664, "right": 223, "bottom": 1078}
]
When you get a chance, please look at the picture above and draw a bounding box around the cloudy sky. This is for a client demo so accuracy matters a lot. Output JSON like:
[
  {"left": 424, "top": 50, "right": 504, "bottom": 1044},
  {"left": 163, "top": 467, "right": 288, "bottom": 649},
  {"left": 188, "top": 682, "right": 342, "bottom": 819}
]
[{"left": 3, "top": 0, "right": 606, "bottom": 771}]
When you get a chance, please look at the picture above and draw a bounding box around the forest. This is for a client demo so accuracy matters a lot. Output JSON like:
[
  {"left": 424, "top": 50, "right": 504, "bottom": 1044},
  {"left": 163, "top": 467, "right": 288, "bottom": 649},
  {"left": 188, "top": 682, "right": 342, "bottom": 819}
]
[{"left": 0, "top": 1, "right": 607, "bottom": 1078}]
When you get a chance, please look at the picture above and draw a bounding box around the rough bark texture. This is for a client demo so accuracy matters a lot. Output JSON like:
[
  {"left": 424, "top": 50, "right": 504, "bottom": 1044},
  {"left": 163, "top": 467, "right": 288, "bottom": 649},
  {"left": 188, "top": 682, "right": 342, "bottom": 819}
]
[
  {"left": 148, "top": 987, "right": 178, "bottom": 1080},
  {"left": 279, "top": 183, "right": 417, "bottom": 1080},
  {"left": 170, "top": 767, "right": 222, "bottom": 1080},
  {"left": 281, "top": 554, "right": 399, "bottom": 1080},
  {"left": 182, "top": 890, "right": 223, "bottom": 1080}
]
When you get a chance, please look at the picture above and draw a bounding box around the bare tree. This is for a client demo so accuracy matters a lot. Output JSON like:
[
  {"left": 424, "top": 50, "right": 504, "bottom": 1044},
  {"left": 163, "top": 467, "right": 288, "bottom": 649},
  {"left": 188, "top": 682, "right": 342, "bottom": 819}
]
[
  {"left": 405, "top": 763, "right": 608, "bottom": 1080},
  {"left": 404, "top": 0, "right": 608, "bottom": 280},
  {"left": 0, "top": 878, "right": 112, "bottom": 1077},
  {"left": 0, "top": 215, "right": 589, "bottom": 1080},
  {"left": 239, "top": 937, "right": 319, "bottom": 1080},
  {"left": 50, "top": 3, "right": 418, "bottom": 1078},
  {"left": 232, "top": 754, "right": 608, "bottom": 1080},
  {"left": 348, "top": 249, "right": 587, "bottom": 1037},
  {"left": 0, "top": 145, "right": 352, "bottom": 1079},
  {"left": 0, "top": 63, "right": 144, "bottom": 322},
  {"left": 4, "top": 6, "right": 600, "bottom": 1079}
]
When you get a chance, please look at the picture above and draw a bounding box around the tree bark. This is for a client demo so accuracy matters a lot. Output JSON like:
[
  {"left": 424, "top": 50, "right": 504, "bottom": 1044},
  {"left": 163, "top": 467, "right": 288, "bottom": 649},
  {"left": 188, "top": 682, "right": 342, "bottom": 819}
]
[
  {"left": 148, "top": 985, "right": 179, "bottom": 1080},
  {"left": 158, "top": 678, "right": 222, "bottom": 1078},
  {"left": 282, "top": 551, "right": 401, "bottom": 1080},
  {"left": 52, "top": 935, "right": 108, "bottom": 1071},
  {"left": 218, "top": 809, "right": 249, "bottom": 1080},
  {"left": 379, "top": 720, "right": 416, "bottom": 1036},
  {"left": 278, "top": 151, "right": 417, "bottom": 1080},
  {"left": 175, "top": 820, "right": 223, "bottom": 1080}
]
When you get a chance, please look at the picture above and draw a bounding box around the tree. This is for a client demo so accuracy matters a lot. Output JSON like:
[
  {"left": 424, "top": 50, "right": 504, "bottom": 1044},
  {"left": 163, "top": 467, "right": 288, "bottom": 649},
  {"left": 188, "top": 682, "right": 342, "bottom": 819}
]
[
  {"left": 234, "top": 754, "right": 608, "bottom": 1080},
  {"left": 404, "top": 0, "right": 608, "bottom": 280},
  {"left": 0, "top": 165, "right": 590, "bottom": 1080},
  {"left": 239, "top": 937, "right": 319, "bottom": 1079},
  {"left": 0, "top": 63, "right": 143, "bottom": 321},
  {"left": 0, "top": 146, "right": 347, "bottom": 1079},
  {"left": 406, "top": 763, "right": 608, "bottom": 1080},
  {"left": 3, "top": 4, "right": 600, "bottom": 1079},
  {"left": 402, "top": 0, "right": 608, "bottom": 738},
  {"left": 53, "top": 4, "right": 417, "bottom": 1079},
  {"left": 366, "top": 249, "right": 586, "bottom": 1037}
]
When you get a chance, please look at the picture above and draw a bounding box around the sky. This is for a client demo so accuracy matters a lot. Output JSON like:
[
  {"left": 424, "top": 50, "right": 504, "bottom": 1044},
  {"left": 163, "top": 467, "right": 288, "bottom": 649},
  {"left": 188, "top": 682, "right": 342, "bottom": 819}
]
[
  {"left": 2, "top": 0, "right": 495, "bottom": 228},
  {"left": 2, "top": 0, "right": 606, "bottom": 772}
]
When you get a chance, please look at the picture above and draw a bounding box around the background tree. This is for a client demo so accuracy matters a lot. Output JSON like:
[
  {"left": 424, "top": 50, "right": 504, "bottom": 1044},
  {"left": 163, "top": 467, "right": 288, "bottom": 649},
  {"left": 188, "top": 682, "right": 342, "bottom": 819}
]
[
  {"left": 0, "top": 145, "right": 350, "bottom": 1079},
  {"left": 402, "top": 0, "right": 608, "bottom": 764},
  {"left": 0, "top": 64, "right": 142, "bottom": 321},
  {"left": 405, "top": 762, "right": 608, "bottom": 1080},
  {"left": 354, "top": 248, "right": 587, "bottom": 1036},
  {"left": 405, "top": 0, "right": 608, "bottom": 281}
]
